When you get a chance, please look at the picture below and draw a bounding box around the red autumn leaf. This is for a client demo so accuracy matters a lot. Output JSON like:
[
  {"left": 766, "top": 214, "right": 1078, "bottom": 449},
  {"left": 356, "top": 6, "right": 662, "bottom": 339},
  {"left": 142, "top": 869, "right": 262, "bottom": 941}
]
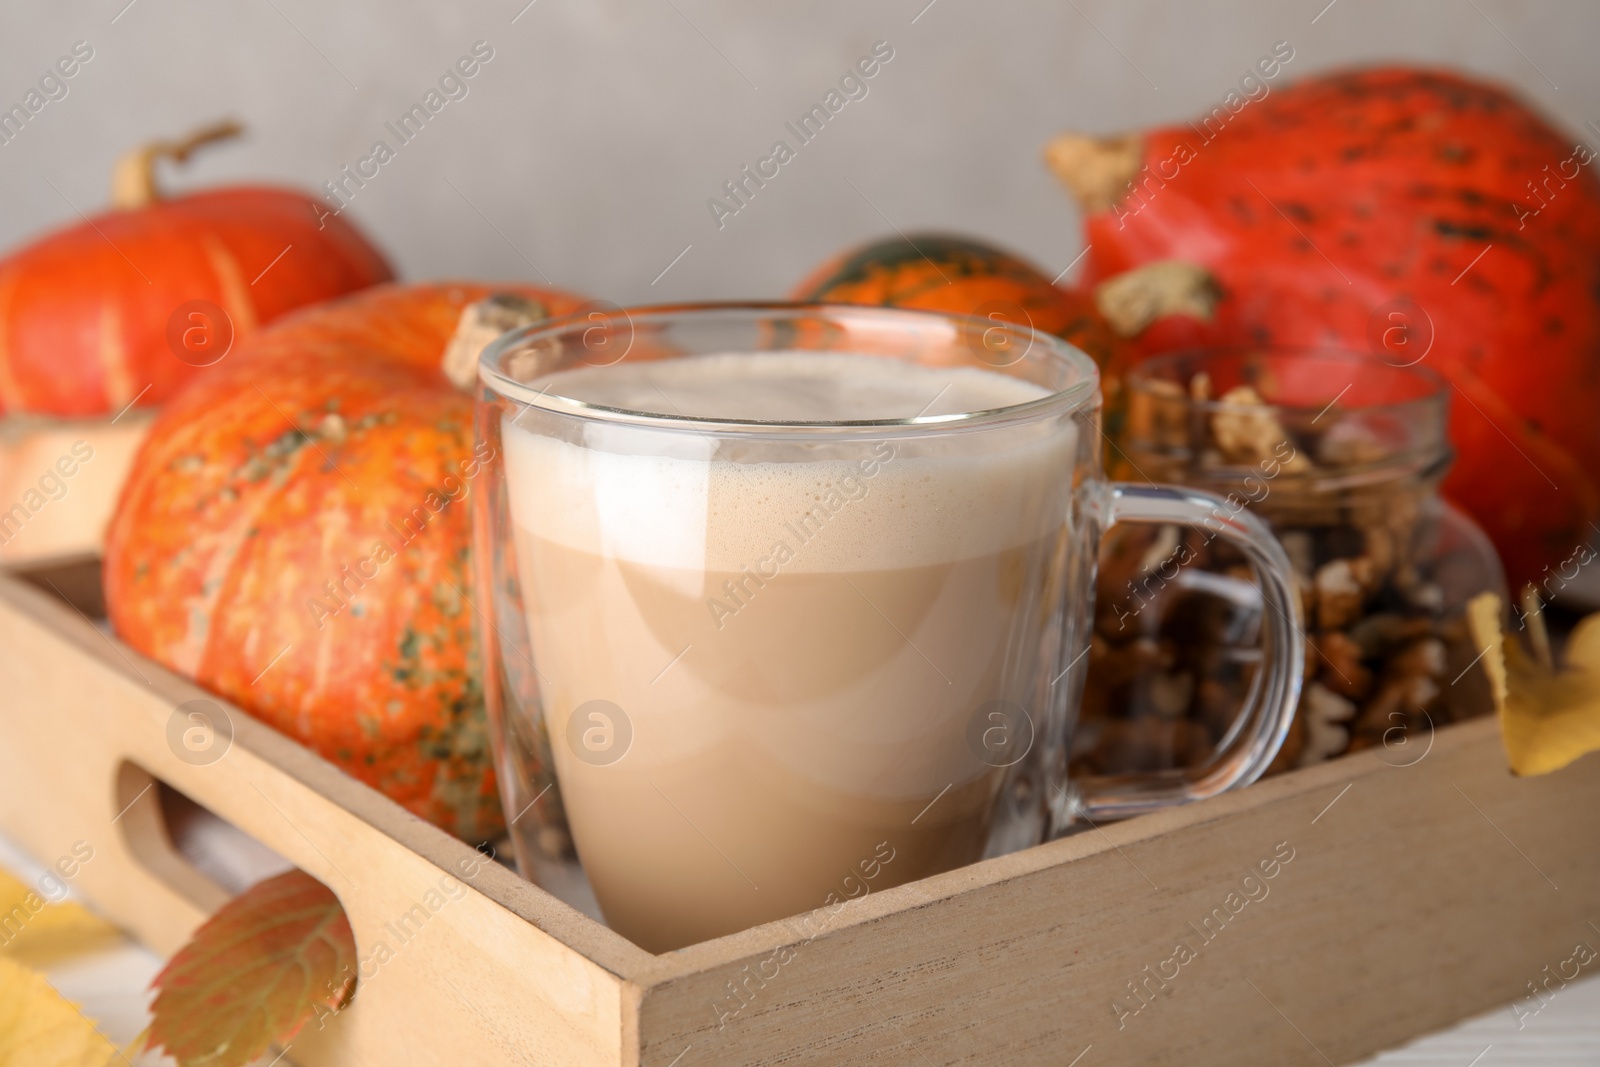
[{"left": 147, "top": 870, "right": 356, "bottom": 1067}]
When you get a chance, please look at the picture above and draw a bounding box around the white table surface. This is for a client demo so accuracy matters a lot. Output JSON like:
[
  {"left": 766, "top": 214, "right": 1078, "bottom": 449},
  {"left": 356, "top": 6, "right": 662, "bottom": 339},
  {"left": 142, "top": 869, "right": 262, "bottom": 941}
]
[{"left": 3, "top": 829, "right": 1596, "bottom": 1066}]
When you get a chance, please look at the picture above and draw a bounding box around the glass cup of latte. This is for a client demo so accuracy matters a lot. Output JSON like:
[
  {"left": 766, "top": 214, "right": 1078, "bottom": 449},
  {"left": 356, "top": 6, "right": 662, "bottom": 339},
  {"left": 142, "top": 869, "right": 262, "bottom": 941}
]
[{"left": 473, "top": 304, "right": 1304, "bottom": 953}]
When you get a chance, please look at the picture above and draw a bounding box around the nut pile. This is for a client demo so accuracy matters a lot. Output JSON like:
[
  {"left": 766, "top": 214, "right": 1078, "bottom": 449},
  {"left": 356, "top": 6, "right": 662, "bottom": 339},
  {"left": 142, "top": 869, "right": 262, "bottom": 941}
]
[{"left": 1075, "top": 378, "right": 1497, "bottom": 777}]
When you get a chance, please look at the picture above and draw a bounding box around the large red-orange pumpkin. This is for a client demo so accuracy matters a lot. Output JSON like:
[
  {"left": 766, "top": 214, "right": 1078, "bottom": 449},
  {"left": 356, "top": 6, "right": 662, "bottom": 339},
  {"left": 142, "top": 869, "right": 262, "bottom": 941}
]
[
  {"left": 0, "top": 121, "right": 393, "bottom": 417},
  {"left": 1046, "top": 66, "right": 1600, "bottom": 587},
  {"left": 104, "top": 281, "right": 587, "bottom": 841}
]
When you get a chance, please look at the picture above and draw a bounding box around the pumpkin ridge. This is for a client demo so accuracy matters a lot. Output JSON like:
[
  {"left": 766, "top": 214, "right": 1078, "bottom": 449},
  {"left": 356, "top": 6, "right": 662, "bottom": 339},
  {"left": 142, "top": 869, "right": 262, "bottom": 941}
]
[
  {"left": 189, "top": 403, "right": 336, "bottom": 682},
  {"left": 96, "top": 302, "right": 135, "bottom": 412},
  {"left": 202, "top": 232, "right": 260, "bottom": 335}
]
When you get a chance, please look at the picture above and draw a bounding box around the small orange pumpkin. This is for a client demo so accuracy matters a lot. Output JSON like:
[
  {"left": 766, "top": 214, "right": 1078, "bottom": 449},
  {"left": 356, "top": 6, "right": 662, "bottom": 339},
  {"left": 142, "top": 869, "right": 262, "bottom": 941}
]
[
  {"left": 104, "top": 282, "right": 588, "bottom": 840},
  {"left": 0, "top": 121, "right": 393, "bottom": 417},
  {"left": 790, "top": 233, "right": 1217, "bottom": 388}
]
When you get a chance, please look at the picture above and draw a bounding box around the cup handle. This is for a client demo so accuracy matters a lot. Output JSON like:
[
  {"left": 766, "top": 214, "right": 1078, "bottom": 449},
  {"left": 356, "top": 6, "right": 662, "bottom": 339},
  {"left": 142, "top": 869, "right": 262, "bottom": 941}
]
[{"left": 1067, "top": 483, "right": 1306, "bottom": 822}]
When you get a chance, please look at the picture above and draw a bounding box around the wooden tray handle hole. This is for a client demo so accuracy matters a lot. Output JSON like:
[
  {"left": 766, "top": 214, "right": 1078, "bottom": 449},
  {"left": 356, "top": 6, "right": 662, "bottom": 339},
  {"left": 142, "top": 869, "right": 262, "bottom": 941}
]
[
  {"left": 114, "top": 761, "right": 296, "bottom": 912},
  {"left": 11, "top": 553, "right": 105, "bottom": 616}
]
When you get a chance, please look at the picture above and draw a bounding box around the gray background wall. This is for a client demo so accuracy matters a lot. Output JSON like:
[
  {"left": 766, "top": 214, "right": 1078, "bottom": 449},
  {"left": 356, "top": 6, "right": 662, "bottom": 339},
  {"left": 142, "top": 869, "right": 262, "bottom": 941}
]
[{"left": 0, "top": 1, "right": 1593, "bottom": 304}]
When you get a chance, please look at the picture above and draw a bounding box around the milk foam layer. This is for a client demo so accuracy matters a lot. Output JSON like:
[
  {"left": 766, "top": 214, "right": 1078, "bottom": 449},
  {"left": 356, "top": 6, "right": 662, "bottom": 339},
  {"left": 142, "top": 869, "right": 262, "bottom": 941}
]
[
  {"left": 504, "top": 352, "right": 1074, "bottom": 573},
  {"left": 534, "top": 351, "right": 1050, "bottom": 420}
]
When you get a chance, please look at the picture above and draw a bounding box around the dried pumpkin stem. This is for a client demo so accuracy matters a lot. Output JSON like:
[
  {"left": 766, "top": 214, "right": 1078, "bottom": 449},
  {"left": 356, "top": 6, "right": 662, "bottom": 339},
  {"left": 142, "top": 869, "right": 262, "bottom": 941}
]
[
  {"left": 1520, "top": 584, "right": 1555, "bottom": 671},
  {"left": 110, "top": 119, "right": 244, "bottom": 210},
  {"left": 1093, "top": 259, "right": 1220, "bottom": 337},
  {"left": 1043, "top": 132, "right": 1143, "bottom": 213},
  {"left": 442, "top": 293, "right": 548, "bottom": 393}
]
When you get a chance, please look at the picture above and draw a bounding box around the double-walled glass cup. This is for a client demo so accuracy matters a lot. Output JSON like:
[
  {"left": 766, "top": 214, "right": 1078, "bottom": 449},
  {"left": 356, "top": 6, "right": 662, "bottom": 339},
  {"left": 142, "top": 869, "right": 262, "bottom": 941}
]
[{"left": 473, "top": 304, "right": 1304, "bottom": 952}]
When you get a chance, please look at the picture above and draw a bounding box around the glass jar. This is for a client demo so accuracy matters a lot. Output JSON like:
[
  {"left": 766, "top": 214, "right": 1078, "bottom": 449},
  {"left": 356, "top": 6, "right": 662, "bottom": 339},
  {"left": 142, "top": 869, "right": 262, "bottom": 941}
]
[{"left": 1075, "top": 348, "right": 1506, "bottom": 777}]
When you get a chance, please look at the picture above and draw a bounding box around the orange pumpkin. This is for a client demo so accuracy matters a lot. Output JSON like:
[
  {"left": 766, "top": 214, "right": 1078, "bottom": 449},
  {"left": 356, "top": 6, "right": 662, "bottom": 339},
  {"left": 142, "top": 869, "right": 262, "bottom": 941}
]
[
  {"left": 0, "top": 121, "right": 393, "bottom": 417},
  {"left": 104, "top": 281, "right": 587, "bottom": 841},
  {"left": 790, "top": 233, "right": 1216, "bottom": 394}
]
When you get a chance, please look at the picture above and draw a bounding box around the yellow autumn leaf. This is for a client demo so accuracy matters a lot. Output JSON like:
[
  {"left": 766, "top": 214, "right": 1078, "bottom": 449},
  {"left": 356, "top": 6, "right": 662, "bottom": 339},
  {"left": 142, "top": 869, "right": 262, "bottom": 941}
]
[
  {"left": 0, "top": 870, "right": 119, "bottom": 964},
  {"left": 0, "top": 956, "right": 116, "bottom": 1067},
  {"left": 1466, "top": 592, "right": 1600, "bottom": 776}
]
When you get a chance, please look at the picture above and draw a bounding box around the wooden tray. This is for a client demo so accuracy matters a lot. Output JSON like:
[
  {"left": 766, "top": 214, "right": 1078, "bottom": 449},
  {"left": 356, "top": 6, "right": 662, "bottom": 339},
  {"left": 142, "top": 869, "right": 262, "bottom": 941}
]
[
  {"left": 0, "top": 413, "right": 152, "bottom": 566},
  {"left": 1, "top": 558, "right": 1596, "bottom": 1067}
]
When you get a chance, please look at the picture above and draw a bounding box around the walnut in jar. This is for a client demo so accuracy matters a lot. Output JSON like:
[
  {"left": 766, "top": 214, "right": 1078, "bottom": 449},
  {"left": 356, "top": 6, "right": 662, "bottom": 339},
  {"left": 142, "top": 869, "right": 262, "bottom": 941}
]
[{"left": 1075, "top": 348, "right": 1505, "bottom": 781}]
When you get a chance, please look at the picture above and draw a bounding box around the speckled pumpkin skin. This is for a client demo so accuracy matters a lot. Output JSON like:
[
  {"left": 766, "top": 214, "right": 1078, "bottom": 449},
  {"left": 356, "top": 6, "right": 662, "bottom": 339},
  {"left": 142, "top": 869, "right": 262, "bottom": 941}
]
[
  {"left": 791, "top": 233, "right": 1133, "bottom": 371},
  {"left": 104, "top": 282, "right": 587, "bottom": 842},
  {"left": 1078, "top": 67, "right": 1600, "bottom": 588}
]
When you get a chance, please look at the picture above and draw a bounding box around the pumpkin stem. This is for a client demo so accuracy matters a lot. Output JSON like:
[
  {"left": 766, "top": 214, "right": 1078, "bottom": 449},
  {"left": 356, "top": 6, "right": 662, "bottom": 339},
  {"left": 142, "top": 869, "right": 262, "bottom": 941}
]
[
  {"left": 1093, "top": 260, "right": 1220, "bottom": 337},
  {"left": 443, "top": 293, "right": 548, "bottom": 393},
  {"left": 110, "top": 119, "right": 244, "bottom": 210},
  {"left": 1043, "top": 132, "right": 1143, "bottom": 214},
  {"left": 1519, "top": 584, "right": 1555, "bottom": 671}
]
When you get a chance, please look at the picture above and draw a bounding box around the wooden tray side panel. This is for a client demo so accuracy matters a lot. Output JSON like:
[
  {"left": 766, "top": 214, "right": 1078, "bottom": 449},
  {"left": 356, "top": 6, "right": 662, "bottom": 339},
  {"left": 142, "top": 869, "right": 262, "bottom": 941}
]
[
  {"left": 0, "top": 414, "right": 151, "bottom": 565},
  {"left": 635, "top": 725, "right": 1600, "bottom": 1066},
  {"left": 0, "top": 575, "right": 634, "bottom": 1067}
]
